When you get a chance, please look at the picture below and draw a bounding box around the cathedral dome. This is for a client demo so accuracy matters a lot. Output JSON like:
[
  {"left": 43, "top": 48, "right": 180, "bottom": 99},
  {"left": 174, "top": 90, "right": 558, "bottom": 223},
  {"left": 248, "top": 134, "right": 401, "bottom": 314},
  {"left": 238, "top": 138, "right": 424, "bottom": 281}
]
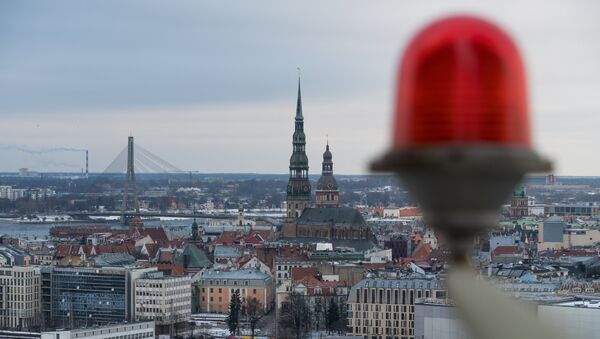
[
  {"left": 323, "top": 144, "right": 332, "bottom": 161},
  {"left": 317, "top": 174, "right": 338, "bottom": 191},
  {"left": 317, "top": 142, "right": 338, "bottom": 191}
]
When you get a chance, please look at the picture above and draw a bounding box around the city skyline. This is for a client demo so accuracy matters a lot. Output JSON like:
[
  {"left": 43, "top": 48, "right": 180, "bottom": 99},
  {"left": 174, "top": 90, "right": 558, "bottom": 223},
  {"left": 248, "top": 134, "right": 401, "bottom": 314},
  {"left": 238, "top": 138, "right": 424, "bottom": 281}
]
[{"left": 2, "top": 1, "right": 600, "bottom": 174}]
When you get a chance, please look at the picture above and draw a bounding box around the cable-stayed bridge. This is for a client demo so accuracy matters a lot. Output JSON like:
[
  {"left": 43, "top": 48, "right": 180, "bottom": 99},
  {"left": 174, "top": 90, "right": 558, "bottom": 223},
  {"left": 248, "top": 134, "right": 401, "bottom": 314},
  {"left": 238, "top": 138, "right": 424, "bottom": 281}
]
[
  {"left": 103, "top": 139, "right": 184, "bottom": 174},
  {"left": 50, "top": 136, "right": 280, "bottom": 224},
  {"left": 100, "top": 136, "right": 192, "bottom": 223}
]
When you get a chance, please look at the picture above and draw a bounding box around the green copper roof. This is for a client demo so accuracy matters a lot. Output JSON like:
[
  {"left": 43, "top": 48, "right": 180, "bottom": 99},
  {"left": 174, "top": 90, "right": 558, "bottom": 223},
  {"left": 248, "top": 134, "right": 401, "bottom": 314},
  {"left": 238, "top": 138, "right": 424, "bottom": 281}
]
[
  {"left": 176, "top": 244, "right": 211, "bottom": 268},
  {"left": 297, "top": 207, "right": 368, "bottom": 228},
  {"left": 295, "top": 77, "right": 303, "bottom": 120}
]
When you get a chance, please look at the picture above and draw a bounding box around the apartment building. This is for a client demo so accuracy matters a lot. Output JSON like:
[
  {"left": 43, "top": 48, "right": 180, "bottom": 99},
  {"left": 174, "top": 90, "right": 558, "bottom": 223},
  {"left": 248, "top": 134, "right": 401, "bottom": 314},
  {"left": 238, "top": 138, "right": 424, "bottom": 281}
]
[
  {"left": 347, "top": 278, "right": 446, "bottom": 339},
  {"left": 0, "top": 266, "right": 41, "bottom": 329},
  {"left": 196, "top": 269, "right": 273, "bottom": 313}
]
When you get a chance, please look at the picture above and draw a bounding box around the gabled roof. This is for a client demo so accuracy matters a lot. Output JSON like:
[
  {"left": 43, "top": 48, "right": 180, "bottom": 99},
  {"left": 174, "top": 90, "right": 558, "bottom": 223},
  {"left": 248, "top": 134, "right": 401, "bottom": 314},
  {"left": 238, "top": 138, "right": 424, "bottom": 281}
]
[
  {"left": 291, "top": 267, "right": 319, "bottom": 282},
  {"left": 157, "top": 249, "right": 177, "bottom": 263},
  {"left": 176, "top": 244, "right": 211, "bottom": 268},
  {"left": 297, "top": 207, "right": 367, "bottom": 228},
  {"left": 142, "top": 243, "right": 160, "bottom": 258},
  {"left": 411, "top": 243, "right": 432, "bottom": 261},
  {"left": 141, "top": 227, "right": 169, "bottom": 246},
  {"left": 55, "top": 244, "right": 81, "bottom": 258}
]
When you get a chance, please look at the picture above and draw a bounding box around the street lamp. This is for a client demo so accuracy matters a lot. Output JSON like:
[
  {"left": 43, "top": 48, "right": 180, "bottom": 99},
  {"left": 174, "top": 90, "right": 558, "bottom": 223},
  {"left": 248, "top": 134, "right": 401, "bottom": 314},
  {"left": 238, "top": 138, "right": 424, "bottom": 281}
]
[{"left": 372, "top": 15, "right": 559, "bottom": 339}]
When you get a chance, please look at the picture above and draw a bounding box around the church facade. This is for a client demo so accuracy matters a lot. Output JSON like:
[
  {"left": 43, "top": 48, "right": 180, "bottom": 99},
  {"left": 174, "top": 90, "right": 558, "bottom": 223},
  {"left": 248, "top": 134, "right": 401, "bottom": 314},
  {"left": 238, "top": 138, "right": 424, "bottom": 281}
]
[{"left": 283, "top": 77, "right": 372, "bottom": 246}]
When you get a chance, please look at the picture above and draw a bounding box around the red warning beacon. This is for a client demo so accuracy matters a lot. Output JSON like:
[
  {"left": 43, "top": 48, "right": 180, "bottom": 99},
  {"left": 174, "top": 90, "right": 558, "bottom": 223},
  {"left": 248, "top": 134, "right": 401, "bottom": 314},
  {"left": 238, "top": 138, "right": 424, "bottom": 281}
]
[
  {"left": 372, "top": 15, "right": 550, "bottom": 248},
  {"left": 394, "top": 16, "right": 530, "bottom": 149}
]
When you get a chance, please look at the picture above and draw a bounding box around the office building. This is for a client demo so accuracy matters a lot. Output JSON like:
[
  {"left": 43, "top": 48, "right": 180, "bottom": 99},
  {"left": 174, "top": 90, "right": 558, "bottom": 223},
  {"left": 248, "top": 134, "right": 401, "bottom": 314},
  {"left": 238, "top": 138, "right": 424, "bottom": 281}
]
[
  {"left": 347, "top": 278, "right": 446, "bottom": 339},
  {"left": 41, "top": 266, "right": 156, "bottom": 329},
  {"left": 134, "top": 272, "right": 191, "bottom": 335},
  {"left": 0, "top": 266, "right": 41, "bottom": 329}
]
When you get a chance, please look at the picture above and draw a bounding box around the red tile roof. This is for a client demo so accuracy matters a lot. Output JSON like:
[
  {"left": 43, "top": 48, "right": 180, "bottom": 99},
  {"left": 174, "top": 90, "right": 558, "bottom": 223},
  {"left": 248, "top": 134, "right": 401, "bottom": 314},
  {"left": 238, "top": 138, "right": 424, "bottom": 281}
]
[
  {"left": 291, "top": 267, "right": 319, "bottom": 282},
  {"left": 399, "top": 207, "right": 421, "bottom": 217},
  {"left": 411, "top": 243, "right": 432, "bottom": 261},
  {"left": 141, "top": 227, "right": 169, "bottom": 246},
  {"left": 492, "top": 246, "right": 524, "bottom": 257}
]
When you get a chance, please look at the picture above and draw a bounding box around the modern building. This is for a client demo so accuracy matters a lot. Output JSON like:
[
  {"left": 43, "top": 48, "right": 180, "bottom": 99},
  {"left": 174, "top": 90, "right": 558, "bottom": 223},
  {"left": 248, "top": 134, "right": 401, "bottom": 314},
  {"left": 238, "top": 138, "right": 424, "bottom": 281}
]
[
  {"left": 413, "top": 298, "right": 600, "bottom": 339},
  {"left": 346, "top": 278, "right": 446, "bottom": 339},
  {"left": 537, "top": 300, "right": 600, "bottom": 339},
  {"left": 0, "top": 266, "right": 41, "bottom": 329},
  {"left": 315, "top": 142, "right": 339, "bottom": 208},
  {"left": 414, "top": 299, "right": 472, "bottom": 339},
  {"left": 286, "top": 77, "right": 311, "bottom": 219},
  {"left": 134, "top": 271, "right": 191, "bottom": 336},
  {"left": 544, "top": 203, "right": 600, "bottom": 217},
  {"left": 538, "top": 216, "right": 565, "bottom": 250},
  {"left": 40, "top": 321, "right": 155, "bottom": 339},
  {"left": 196, "top": 268, "right": 273, "bottom": 314},
  {"left": 41, "top": 266, "right": 156, "bottom": 329},
  {"left": 536, "top": 216, "right": 600, "bottom": 251}
]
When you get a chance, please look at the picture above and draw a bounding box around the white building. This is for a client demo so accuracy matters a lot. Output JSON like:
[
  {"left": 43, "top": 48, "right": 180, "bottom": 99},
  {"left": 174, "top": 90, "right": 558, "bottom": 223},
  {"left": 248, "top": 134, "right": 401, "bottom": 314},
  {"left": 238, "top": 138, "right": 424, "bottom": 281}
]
[
  {"left": 0, "top": 186, "right": 11, "bottom": 200},
  {"left": 41, "top": 321, "right": 155, "bottom": 339},
  {"left": 415, "top": 298, "right": 600, "bottom": 339},
  {"left": 537, "top": 300, "right": 600, "bottom": 339},
  {"left": 240, "top": 257, "right": 272, "bottom": 276},
  {"left": 134, "top": 272, "right": 191, "bottom": 334},
  {"left": 0, "top": 266, "right": 41, "bottom": 329}
]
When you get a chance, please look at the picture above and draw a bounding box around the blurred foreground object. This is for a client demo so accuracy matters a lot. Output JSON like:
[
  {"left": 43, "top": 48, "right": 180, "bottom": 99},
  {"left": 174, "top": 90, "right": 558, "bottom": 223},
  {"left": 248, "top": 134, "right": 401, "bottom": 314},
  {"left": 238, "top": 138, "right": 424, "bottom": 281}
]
[{"left": 372, "top": 15, "right": 557, "bottom": 339}]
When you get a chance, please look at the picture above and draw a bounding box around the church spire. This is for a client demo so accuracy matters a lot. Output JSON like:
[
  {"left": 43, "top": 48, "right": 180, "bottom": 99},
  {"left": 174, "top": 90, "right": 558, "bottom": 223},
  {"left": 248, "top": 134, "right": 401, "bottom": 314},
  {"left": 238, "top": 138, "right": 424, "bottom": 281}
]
[
  {"left": 316, "top": 140, "right": 339, "bottom": 208},
  {"left": 296, "top": 72, "right": 303, "bottom": 120},
  {"left": 287, "top": 71, "right": 311, "bottom": 219}
]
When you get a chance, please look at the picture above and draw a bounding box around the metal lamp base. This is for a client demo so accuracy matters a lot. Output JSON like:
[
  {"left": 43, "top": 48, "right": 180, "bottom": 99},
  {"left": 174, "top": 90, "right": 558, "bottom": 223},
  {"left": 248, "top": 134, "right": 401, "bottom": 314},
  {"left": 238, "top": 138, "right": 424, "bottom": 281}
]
[{"left": 372, "top": 146, "right": 551, "bottom": 256}]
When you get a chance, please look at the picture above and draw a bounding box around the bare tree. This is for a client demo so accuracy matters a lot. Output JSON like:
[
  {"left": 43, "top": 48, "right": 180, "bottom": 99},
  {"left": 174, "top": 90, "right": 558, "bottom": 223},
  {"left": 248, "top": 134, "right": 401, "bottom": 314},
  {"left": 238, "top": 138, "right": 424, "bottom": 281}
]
[
  {"left": 278, "top": 292, "right": 310, "bottom": 339},
  {"left": 244, "top": 297, "right": 264, "bottom": 339}
]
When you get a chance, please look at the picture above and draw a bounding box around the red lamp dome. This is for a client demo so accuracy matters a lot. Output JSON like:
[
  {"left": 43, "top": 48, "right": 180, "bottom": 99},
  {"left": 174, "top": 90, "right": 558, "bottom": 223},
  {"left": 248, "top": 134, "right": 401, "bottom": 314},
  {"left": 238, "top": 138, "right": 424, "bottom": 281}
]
[{"left": 393, "top": 15, "right": 530, "bottom": 149}]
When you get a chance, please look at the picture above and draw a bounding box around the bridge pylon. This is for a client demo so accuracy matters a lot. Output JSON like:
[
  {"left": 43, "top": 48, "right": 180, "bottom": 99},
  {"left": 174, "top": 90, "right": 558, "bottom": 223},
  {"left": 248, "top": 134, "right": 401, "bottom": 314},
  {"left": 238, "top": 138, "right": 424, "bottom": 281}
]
[{"left": 121, "top": 136, "right": 139, "bottom": 224}]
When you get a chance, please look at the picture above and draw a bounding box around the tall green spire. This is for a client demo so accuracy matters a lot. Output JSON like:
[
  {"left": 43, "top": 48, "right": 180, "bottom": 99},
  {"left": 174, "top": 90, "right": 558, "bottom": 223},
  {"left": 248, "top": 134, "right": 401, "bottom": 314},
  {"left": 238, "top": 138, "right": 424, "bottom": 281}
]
[
  {"left": 287, "top": 71, "right": 311, "bottom": 219},
  {"left": 296, "top": 76, "right": 303, "bottom": 120}
]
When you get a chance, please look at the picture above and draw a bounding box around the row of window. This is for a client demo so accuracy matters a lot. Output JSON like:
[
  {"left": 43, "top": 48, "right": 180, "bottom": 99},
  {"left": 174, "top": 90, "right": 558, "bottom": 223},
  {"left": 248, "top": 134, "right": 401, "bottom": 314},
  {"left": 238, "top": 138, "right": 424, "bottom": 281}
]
[
  {"left": 350, "top": 304, "right": 415, "bottom": 313},
  {"left": 351, "top": 310, "right": 414, "bottom": 320},
  {"left": 355, "top": 288, "right": 443, "bottom": 305},
  {"left": 353, "top": 326, "right": 413, "bottom": 336},
  {"left": 200, "top": 279, "right": 260, "bottom": 286}
]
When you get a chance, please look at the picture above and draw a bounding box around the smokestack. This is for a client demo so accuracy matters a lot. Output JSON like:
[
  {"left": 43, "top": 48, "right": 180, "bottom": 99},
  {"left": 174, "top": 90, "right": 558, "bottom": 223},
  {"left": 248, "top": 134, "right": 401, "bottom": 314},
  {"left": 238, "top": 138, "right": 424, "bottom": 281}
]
[{"left": 85, "top": 150, "right": 89, "bottom": 177}]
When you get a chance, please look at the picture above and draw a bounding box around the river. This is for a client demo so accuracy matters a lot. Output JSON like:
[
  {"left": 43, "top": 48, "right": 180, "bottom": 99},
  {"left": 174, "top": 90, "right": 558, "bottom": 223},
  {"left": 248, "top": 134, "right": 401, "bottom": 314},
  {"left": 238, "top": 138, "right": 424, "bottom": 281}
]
[{"left": 0, "top": 218, "right": 196, "bottom": 240}]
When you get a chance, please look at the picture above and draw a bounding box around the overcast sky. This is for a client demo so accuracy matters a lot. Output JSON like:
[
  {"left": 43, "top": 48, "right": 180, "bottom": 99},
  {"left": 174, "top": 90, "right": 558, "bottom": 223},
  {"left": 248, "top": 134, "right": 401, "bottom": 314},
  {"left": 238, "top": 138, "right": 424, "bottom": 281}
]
[{"left": 1, "top": 1, "right": 600, "bottom": 175}]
